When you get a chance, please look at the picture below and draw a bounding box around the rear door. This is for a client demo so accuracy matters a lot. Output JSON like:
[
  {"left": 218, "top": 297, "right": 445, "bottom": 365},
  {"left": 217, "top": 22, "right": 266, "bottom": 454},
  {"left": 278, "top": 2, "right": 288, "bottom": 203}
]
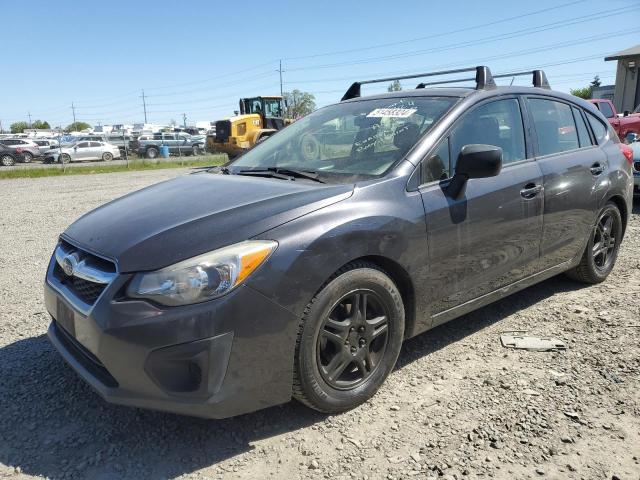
[
  {"left": 526, "top": 96, "right": 605, "bottom": 270},
  {"left": 418, "top": 97, "right": 544, "bottom": 319},
  {"left": 73, "top": 142, "right": 91, "bottom": 160}
]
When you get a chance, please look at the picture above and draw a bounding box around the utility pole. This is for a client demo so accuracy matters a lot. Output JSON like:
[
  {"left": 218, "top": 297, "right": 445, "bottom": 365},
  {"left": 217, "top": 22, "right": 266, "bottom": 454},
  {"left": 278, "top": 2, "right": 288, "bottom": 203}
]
[
  {"left": 141, "top": 89, "right": 148, "bottom": 124},
  {"left": 0, "top": 119, "right": 3, "bottom": 134},
  {"left": 277, "top": 59, "right": 284, "bottom": 98},
  {"left": 28, "top": 112, "right": 32, "bottom": 129},
  {"left": 182, "top": 113, "right": 187, "bottom": 128},
  {"left": 71, "top": 102, "right": 76, "bottom": 124}
]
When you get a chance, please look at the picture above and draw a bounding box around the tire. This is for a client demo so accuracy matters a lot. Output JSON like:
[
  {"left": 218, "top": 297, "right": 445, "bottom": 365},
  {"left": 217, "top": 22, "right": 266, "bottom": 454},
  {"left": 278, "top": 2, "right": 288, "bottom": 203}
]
[
  {"left": 192, "top": 145, "right": 201, "bottom": 156},
  {"left": 146, "top": 147, "right": 159, "bottom": 159},
  {"left": 59, "top": 153, "right": 71, "bottom": 164},
  {"left": 292, "top": 262, "right": 405, "bottom": 413},
  {"left": 1, "top": 154, "right": 15, "bottom": 167},
  {"left": 22, "top": 152, "right": 33, "bottom": 163},
  {"left": 565, "top": 202, "right": 622, "bottom": 284},
  {"left": 102, "top": 152, "right": 113, "bottom": 162}
]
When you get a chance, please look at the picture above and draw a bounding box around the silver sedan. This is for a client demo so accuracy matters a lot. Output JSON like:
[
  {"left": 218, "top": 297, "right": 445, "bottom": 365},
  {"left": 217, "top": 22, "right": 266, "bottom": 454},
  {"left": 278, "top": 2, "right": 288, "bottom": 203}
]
[{"left": 45, "top": 141, "right": 121, "bottom": 163}]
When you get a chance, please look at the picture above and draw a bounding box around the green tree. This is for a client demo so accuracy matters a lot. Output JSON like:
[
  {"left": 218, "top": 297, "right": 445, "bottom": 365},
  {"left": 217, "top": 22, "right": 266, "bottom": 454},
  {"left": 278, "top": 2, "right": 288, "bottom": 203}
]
[
  {"left": 570, "top": 86, "right": 592, "bottom": 100},
  {"left": 32, "top": 119, "right": 50, "bottom": 129},
  {"left": 283, "top": 90, "right": 316, "bottom": 119},
  {"left": 590, "top": 75, "right": 601, "bottom": 89},
  {"left": 66, "top": 121, "right": 91, "bottom": 132},
  {"left": 10, "top": 121, "right": 29, "bottom": 133},
  {"left": 387, "top": 80, "right": 402, "bottom": 92}
]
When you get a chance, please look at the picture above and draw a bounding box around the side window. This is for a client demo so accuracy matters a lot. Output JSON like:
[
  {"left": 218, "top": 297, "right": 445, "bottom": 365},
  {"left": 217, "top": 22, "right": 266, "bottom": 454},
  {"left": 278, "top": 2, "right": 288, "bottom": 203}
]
[
  {"left": 528, "top": 98, "right": 579, "bottom": 156},
  {"left": 572, "top": 107, "right": 592, "bottom": 148},
  {"left": 450, "top": 98, "right": 526, "bottom": 170},
  {"left": 90, "top": 142, "right": 102, "bottom": 147},
  {"left": 597, "top": 102, "right": 615, "bottom": 119},
  {"left": 421, "top": 137, "right": 450, "bottom": 184},
  {"left": 77, "top": 142, "right": 89, "bottom": 148},
  {"left": 586, "top": 113, "right": 607, "bottom": 145}
]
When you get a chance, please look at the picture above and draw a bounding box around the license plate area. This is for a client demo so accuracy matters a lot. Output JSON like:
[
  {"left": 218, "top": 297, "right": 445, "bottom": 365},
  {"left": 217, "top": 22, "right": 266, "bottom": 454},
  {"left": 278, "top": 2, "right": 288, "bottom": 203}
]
[{"left": 56, "top": 300, "right": 76, "bottom": 336}]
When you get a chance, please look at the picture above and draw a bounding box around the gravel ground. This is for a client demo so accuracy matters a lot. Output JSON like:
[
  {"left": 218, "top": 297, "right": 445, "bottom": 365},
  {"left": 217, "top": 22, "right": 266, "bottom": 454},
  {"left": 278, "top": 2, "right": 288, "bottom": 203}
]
[{"left": 0, "top": 169, "right": 638, "bottom": 480}]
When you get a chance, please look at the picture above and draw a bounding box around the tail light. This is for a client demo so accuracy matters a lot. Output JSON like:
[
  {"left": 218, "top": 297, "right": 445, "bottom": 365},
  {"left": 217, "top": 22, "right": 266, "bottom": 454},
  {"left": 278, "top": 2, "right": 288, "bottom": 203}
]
[
  {"left": 618, "top": 144, "right": 633, "bottom": 165},
  {"left": 15, "top": 147, "right": 23, "bottom": 153}
]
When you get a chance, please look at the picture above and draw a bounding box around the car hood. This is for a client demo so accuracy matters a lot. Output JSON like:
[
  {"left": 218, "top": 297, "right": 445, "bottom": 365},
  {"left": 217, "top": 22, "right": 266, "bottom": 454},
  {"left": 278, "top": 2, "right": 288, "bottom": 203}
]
[{"left": 62, "top": 173, "right": 354, "bottom": 272}]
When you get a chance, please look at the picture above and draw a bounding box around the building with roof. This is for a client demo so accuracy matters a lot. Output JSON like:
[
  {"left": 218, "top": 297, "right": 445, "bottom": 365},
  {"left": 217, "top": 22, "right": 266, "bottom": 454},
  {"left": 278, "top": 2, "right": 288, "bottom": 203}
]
[{"left": 605, "top": 44, "right": 640, "bottom": 113}]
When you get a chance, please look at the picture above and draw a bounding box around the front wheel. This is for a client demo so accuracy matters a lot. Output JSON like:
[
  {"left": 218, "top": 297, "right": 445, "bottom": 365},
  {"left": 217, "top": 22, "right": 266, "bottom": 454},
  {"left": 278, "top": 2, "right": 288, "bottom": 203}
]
[
  {"left": 146, "top": 147, "right": 159, "bottom": 159},
  {"left": 59, "top": 153, "right": 71, "bottom": 164},
  {"left": 192, "top": 145, "right": 201, "bottom": 156},
  {"left": 293, "top": 262, "right": 405, "bottom": 413},
  {"left": 566, "top": 202, "right": 623, "bottom": 284},
  {"left": 23, "top": 152, "right": 33, "bottom": 163},
  {"left": 1, "top": 154, "right": 15, "bottom": 167}
]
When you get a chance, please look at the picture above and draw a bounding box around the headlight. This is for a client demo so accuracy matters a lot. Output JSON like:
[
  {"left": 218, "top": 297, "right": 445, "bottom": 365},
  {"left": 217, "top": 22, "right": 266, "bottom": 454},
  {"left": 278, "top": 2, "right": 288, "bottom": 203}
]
[{"left": 127, "top": 240, "right": 277, "bottom": 306}]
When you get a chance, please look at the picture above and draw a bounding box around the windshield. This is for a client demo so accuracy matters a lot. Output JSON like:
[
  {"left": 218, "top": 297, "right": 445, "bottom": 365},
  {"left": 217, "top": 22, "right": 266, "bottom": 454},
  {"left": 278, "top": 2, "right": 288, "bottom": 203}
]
[{"left": 228, "top": 96, "right": 457, "bottom": 182}]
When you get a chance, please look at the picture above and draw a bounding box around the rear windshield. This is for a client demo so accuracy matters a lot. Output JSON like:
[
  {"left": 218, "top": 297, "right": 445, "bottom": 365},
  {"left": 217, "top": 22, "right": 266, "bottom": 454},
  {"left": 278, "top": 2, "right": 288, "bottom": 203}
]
[{"left": 229, "top": 96, "right": 458, "bottom": 181}]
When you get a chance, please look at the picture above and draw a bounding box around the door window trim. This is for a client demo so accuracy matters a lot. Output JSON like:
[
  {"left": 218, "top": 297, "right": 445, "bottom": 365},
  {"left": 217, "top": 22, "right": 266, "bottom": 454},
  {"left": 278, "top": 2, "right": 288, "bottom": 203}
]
[
  {"left": 524, "top": 95, "right": 601, "bottom": 159},
  {"left": 412, "top": 94, "right": 532, "bottom": 190}
]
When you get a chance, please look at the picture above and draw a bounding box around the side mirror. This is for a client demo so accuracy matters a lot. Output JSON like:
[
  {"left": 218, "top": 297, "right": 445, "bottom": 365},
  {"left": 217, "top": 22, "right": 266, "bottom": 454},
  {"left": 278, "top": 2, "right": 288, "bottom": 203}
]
[
  {"left": 446, "top": 144, "right": 502, "bottom": 198},
  {"left": 625, "top": 132, "right": 638, "bottom": 143},
  {"left": 623, "top": 111, "right": 630, "bottom": 117}
]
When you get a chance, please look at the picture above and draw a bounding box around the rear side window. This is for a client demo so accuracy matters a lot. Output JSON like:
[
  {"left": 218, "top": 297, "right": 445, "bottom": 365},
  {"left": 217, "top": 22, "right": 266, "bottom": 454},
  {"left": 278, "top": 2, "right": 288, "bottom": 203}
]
[
  {"left": 586, "top": 113, "right": 607, "bottom": 144},
  {"left": 572, "top": 107, "right": 592, "bottom": 148},
  {"left": 528, "top": 98, "right": 579, "bottom": 156},
  {"left": 450, "top": 98, "right": 526, "bottom": 170},
  {"left": 597, "top": 102, "right": 615, "bottom": 119}
]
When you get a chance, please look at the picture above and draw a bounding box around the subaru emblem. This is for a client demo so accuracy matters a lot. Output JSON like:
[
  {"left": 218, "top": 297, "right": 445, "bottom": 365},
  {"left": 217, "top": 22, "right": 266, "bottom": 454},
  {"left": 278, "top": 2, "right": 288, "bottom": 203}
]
[{"left": 62, "top": 254, "right": 78, "bottom": 277}]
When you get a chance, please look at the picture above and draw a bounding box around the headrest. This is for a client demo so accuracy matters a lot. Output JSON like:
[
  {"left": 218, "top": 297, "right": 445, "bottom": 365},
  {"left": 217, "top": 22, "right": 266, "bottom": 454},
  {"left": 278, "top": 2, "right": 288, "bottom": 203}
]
[{"left": 393, "top": 123, "right": 420, "bottom": 152}]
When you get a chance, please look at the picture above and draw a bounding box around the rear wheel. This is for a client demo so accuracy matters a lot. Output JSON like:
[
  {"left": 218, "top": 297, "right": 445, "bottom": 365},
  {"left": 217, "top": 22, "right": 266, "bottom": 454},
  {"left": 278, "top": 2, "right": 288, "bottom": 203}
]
[
  {"left": 102, "top": 152, "right": 113, "bottom": 162},
  {"left": 566, "top": 202, "right": 622, "bottom": 284},
  {"left": 22, "top": 152, "right": 33, "bottom": 163},
  {"left": 1, "top": 154, "right": 15, "bottom": 167},
  {"left": 146, "top": 147, "right": 159, "bottom": 159},
  {"left": 293, "top": 262, "right": 404, "bottom": 413}
]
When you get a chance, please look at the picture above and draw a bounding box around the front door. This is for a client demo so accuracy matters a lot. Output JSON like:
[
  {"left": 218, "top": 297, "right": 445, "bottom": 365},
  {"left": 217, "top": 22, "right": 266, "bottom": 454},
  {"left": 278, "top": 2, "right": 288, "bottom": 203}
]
[{"left": 418, "top": 97, "right": 544, "bottom": 320}]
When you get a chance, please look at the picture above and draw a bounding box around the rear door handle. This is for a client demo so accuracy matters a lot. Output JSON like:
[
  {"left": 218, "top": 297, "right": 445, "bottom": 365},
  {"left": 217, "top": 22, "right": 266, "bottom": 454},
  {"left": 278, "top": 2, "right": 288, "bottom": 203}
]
[
  {"left": 590, "top": 163, "right": 605, "bottom": 175},
  {"left": 520, "top": 183, "right": 543, "bottom": 199}
]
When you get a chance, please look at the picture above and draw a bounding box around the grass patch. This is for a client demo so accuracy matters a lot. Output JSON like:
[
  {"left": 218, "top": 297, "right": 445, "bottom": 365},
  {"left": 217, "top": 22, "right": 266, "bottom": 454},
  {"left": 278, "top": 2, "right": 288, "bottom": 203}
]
[{"left": 0, "top": 155, "right": 227, "bottom": 180}]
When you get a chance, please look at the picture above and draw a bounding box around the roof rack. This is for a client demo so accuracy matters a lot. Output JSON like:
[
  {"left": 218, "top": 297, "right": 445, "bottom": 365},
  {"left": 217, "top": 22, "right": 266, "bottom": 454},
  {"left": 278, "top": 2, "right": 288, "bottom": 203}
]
[
  {"left": 491, "top": 69, "right": 550, "bottom": 89},
  {"left": 341, "top": 66, "right": 496, "bottom": 101},
  {"left": 340, "top": 66, "right": 552, "bottom": 101}
]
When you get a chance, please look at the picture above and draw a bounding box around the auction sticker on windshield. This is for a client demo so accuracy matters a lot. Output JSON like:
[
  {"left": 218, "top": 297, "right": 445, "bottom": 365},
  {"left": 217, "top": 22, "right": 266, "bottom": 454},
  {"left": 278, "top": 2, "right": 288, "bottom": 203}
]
[{"left": 367, "top": 108, "right": 417, "bottom": 118}]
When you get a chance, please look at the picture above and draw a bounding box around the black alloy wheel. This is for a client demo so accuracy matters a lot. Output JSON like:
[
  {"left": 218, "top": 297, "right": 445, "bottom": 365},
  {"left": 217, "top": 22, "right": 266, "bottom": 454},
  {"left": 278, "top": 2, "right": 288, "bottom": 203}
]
[
  {"left": 317, "top": 291, "right": 389, "bottom": 390},
  {"left": 293, "top": 262, "right": 404, "bottom": 413},
  {"left": 592, "top": 209, "right": 618, "bottom": 273},
  {"left": 566, "top": 202, "right": 622, "bottom": 284}
]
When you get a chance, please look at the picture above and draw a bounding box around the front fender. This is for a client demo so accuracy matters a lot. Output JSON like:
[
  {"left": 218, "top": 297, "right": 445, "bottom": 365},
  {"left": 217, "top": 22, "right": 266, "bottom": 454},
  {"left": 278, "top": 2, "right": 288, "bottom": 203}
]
[{"left": 248, "top": 175, "right": 430, "bottom": 335}]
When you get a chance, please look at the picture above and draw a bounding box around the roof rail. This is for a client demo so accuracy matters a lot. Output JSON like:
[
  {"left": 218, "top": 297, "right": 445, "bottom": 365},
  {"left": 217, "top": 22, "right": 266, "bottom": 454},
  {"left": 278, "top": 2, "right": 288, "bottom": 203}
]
[
  {"left": 341, "top": 66, "right": 496, "bottom": 101},
  {"left": 491, "top": 69, "right": 550, "bottom": 89}
]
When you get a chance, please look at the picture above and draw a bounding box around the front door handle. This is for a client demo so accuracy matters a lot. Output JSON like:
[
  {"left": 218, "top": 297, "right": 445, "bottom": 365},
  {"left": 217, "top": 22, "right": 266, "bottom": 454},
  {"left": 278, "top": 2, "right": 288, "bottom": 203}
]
[
  {"left": 520, "top": 183, "right": 543, "bottom": 199},
  {"left": 590, "top": 163, "right": 605, "bottom": 175}
]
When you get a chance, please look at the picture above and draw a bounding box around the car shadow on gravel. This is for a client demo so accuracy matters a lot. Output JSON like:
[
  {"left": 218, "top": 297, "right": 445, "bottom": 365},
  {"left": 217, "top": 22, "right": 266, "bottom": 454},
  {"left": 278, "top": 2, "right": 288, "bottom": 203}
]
[{"left": 0, "top": 276, "right": 588, "bottom": 479}]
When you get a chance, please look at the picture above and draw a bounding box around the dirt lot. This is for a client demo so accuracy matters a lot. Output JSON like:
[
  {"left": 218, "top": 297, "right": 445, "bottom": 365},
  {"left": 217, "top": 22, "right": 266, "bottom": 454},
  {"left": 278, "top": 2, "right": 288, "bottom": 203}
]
[{"left": 0, "top": 169, "right": 638, "bottom": 480}]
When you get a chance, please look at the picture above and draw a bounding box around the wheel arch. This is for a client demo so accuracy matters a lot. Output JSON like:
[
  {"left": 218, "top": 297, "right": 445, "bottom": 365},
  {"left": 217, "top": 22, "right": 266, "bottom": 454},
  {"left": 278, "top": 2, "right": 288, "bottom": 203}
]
[
  {"left": 607, "top": 194, "right": 628, "bottom": 237},
  {"left": 325, "top": 255, "right": 417, "bottom": 340}
]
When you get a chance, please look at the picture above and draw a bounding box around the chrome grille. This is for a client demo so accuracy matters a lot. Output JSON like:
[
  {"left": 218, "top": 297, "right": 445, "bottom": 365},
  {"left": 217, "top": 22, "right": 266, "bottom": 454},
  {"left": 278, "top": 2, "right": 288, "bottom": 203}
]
[{"left": 52, "top": 240, "right": 116, "bottom": 306}]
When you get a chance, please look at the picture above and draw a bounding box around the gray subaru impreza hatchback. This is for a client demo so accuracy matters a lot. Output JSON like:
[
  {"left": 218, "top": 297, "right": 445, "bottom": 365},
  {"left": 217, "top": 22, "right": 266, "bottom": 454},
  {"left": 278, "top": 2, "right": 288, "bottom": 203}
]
[{"left": 45, "top": 66, "right": 634, "bottom": 418}]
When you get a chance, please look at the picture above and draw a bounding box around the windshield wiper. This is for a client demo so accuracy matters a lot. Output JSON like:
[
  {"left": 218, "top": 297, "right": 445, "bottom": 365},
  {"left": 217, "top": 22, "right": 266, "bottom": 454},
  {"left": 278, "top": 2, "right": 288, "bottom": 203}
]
[{"left": 236, "top": 167, "right": 325, "bottom": 183}]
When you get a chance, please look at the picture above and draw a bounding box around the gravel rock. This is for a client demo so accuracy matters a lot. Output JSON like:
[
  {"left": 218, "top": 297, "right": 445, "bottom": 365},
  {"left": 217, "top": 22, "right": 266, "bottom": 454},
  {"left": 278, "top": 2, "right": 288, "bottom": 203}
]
[{"left": 0, "top": 170, "right": 638, "bottom": 480}]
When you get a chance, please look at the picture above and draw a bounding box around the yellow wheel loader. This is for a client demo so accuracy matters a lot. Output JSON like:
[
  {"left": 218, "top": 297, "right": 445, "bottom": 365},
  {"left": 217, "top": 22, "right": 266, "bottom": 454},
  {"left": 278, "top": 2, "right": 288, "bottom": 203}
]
[{"left": 207, "top": 96, "right": 288, "bottom": 158}]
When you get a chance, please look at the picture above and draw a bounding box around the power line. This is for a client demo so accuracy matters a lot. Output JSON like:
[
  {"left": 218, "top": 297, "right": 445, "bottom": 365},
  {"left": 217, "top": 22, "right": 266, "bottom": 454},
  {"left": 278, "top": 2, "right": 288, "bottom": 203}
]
[
  {"left": 286, "top": 8, "right": 639, "bottom": 72},
  {"left": 283, "top": 0, "right": 586, "bottom": 61}
]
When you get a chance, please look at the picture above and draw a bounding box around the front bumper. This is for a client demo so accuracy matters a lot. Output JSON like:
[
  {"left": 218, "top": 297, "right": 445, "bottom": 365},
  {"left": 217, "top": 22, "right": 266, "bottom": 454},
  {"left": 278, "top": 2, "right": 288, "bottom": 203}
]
[{"left": 44, "top": 250, "right": 299, "bottom": 418}]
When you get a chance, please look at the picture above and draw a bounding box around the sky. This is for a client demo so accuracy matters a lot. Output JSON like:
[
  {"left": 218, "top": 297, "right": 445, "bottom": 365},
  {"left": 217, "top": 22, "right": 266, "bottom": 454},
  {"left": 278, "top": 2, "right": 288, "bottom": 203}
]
[{"left": 0, "top": 0, "right": 638, "bottom": 129}]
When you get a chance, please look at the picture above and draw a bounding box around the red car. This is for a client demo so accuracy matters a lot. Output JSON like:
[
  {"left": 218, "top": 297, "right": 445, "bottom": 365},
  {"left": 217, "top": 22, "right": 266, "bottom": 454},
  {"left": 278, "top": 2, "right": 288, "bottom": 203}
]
[{"left": 588, "top": 99, "right": 640, "bottom": 140}]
